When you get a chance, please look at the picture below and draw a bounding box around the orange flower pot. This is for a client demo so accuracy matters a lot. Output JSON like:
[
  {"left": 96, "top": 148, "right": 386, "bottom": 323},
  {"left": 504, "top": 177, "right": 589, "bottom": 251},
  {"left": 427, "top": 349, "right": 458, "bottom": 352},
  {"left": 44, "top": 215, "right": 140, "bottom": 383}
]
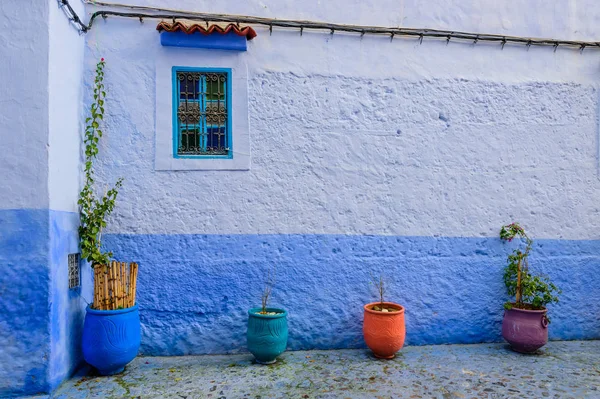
[{"left": 363, "top": 302, "right": 406, "bottom": 359}]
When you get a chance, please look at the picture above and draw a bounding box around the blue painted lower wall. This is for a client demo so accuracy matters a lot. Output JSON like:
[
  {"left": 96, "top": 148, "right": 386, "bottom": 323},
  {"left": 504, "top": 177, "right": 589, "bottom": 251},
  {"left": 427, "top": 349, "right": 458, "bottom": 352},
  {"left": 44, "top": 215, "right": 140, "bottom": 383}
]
[
  {"left": 104, "top": 234, "right": 600, "bottom": 356},
  {"left": 0, "top": 209, "right": 50, "bottom": 397},
  {"left": 2, "top": 211, "right": 600, "bottom": 396},
  {"left": 0, "top": 209, "right": 86, "bottom": 398}
]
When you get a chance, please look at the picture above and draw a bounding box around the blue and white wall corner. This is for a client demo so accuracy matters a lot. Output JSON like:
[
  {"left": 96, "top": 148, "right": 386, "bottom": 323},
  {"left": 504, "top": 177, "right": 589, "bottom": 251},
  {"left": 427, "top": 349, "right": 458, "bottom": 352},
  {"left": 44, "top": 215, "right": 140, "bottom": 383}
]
[{"left": 0, "top": 0, "right": 90, "bottom": 397}]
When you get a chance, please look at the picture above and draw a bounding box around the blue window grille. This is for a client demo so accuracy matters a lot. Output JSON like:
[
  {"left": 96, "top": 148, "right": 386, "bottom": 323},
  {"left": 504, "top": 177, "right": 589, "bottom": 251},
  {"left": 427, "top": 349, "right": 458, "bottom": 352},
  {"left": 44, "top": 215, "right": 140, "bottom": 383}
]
[{"left": 172, "top": 67, "right": 232, "bottom": 158}]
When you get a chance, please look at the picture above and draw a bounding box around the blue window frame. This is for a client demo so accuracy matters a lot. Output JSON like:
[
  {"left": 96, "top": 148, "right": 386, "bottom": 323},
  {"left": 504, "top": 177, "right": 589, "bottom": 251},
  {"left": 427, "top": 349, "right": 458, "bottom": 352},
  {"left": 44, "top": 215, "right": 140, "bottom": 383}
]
[{"left": 172, "top": 67, "right": 232, "bottom": 158}]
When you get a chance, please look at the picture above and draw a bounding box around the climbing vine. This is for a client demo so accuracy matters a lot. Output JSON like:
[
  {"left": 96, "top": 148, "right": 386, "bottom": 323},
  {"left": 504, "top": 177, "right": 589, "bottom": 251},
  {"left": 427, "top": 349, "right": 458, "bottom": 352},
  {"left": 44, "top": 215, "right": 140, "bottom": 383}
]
[
  {"left": 78, "top": 58, "right": 123, "bottom": 266},
  {"left": 500, "top": 223, "right": 560, "bottom": 311}
]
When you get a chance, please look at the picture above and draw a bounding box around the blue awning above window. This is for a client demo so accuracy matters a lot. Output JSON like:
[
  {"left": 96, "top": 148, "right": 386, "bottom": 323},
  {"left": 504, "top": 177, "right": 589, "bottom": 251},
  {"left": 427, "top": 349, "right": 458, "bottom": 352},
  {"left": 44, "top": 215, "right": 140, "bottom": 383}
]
[{"left": 157, "top": 21, "right": 257, "bottom": 51}]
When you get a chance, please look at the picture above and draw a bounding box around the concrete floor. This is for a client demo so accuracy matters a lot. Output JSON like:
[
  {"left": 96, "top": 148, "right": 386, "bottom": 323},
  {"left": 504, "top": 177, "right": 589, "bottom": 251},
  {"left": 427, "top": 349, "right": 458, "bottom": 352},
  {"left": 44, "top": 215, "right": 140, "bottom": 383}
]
[{"left": 52, "top": 341, "right": 600, "bottom": 399}]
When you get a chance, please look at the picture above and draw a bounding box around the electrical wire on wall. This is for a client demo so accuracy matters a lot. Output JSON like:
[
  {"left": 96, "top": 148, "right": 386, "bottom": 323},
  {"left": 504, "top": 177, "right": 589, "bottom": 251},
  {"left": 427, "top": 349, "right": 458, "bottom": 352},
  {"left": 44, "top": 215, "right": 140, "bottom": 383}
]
[
  {"left": 59, "top": 0, "right": 600, "bottom": 52},
  {"left": 57, "top": 0, "right": 88, "bottom": 33}
]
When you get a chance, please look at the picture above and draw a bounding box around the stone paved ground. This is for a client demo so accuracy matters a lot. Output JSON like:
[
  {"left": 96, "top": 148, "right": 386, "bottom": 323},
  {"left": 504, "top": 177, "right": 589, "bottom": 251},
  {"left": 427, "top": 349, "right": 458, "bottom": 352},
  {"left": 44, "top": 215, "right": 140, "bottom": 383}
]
[{"left": 52, "top": 341, "right": 600, "bottom": 399}]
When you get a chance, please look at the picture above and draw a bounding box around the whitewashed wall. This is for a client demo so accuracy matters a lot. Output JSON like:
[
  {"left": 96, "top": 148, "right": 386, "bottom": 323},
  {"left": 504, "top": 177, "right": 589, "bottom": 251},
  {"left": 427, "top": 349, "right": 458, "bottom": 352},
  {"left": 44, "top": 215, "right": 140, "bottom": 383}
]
[{"left": 86, "top": 0, "right": 600, "bottom": 240}]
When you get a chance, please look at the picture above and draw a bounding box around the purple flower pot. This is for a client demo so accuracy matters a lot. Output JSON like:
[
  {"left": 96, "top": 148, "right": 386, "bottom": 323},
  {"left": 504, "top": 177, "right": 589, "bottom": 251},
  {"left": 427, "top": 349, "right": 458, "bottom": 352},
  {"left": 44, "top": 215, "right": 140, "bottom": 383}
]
[{"left": 502, "top": 306, "right": 548, "bottom": 353}]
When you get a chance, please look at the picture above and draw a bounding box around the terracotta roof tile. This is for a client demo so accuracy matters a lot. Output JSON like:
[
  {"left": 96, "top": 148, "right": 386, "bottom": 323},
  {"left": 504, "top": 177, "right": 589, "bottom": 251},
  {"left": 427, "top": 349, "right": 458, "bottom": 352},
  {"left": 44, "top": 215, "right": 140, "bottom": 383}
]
[{"left": 157, "top": 21, "right": 257, "bottom": 40}]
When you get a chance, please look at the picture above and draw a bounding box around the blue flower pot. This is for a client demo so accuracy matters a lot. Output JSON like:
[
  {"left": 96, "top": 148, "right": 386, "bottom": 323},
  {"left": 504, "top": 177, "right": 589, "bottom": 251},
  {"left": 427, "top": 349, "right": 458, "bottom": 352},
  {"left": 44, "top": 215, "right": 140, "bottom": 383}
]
[
  {"left": 82, "top": 304, "right": 140, "bottom": 375},
  {"left": 247, "top": 307, "right": 288, "bottom": 364}
]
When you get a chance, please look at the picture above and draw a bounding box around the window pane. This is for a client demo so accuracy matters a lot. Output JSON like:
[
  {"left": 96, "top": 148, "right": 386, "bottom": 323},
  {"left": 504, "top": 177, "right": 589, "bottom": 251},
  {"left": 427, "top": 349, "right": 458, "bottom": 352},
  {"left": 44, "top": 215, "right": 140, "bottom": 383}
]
[
  {"left": 206, "top": 74, "right": 226, "bottom": 101},
  {"left": 179, "top": 128, "right": 201, "bottom": 154},
  {"left": 179, "top": 73, "right": 201, "bottom": 100},
  {"left": 206, "top": 126, "right": 227, "bottom": 152},
  {"left": 175, "top": 70, "right": 229, "bottom": 156}
]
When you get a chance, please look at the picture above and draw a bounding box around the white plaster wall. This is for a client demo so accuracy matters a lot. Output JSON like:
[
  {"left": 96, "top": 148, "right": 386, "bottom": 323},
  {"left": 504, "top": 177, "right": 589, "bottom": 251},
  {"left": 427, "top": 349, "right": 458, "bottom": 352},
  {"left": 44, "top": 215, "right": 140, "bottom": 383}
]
[
  {"left": 85, "top": 0, "right": 600, "bottom": 239},
  {"left": 49, "top": 0, "right": 84, "bottom": 213},
  {"left": 0, "top": 0, "right": 50, "bottom": 209},
  {"left": 106, "top": 0, "right": 600, "bottom": 43},
  {"left": 0, "top": 0, "right": 83, "bottom": 212}
]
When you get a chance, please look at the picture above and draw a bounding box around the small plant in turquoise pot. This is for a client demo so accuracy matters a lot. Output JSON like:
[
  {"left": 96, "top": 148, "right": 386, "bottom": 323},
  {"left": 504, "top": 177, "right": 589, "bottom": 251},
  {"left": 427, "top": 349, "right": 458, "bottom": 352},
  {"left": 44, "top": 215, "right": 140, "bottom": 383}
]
[{"left": 247, "top": 269, "right": 288, "bottom": 364}]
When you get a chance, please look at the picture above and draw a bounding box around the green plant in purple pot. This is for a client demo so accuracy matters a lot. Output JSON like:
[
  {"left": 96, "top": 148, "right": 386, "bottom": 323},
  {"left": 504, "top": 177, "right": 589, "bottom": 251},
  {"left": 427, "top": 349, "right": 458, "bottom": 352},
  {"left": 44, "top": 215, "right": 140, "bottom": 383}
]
[{"left": 499, "top": 222, "right": 560, "bottom": 353}]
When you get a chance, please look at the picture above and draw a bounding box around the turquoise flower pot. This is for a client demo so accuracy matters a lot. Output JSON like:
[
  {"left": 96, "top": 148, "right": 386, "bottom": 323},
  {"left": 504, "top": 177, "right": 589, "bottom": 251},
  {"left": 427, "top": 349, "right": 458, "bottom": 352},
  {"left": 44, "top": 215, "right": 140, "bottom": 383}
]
[{"left": 247, "top": 307, "right": 288, "bottom": 364}]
